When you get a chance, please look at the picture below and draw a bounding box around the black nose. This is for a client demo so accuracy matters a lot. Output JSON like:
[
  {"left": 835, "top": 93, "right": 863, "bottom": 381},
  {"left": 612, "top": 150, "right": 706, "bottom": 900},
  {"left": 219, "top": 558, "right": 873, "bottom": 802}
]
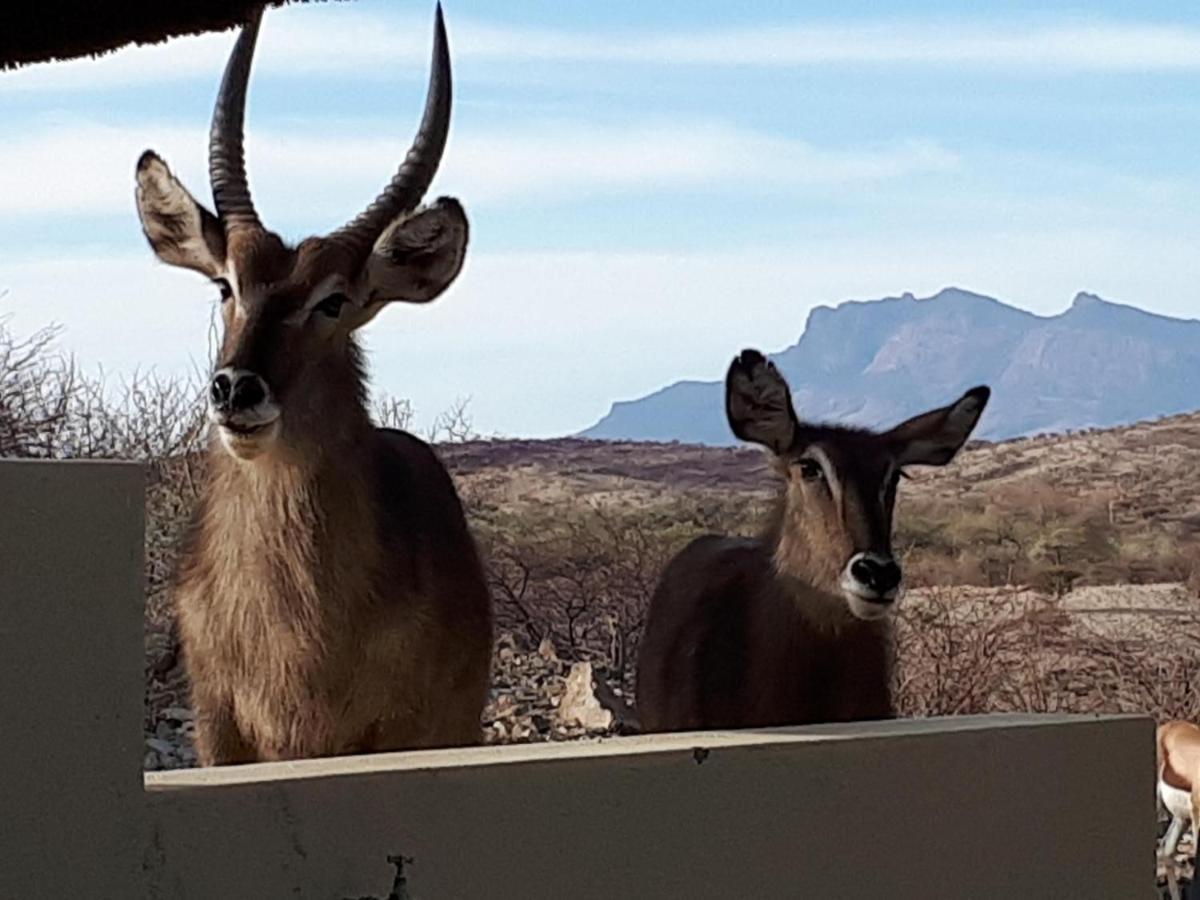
[
  {"left": 850, "top": 556, "right": 902, "bottom": 598},
  {"left": 210, "top": 370, "right": 267, "bottom": 413},
  {"left": 230, "top": 374, "right": 265, "bottom": 411}
]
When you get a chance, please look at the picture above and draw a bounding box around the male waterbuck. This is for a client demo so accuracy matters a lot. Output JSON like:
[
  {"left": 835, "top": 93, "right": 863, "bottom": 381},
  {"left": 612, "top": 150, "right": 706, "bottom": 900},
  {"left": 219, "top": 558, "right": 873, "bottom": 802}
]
[
  {"left": 636, "top": 350, "right": 989, "bottom": 732},
  {"left": 134, "top": 5, "right": 492, "bottom": 764}
]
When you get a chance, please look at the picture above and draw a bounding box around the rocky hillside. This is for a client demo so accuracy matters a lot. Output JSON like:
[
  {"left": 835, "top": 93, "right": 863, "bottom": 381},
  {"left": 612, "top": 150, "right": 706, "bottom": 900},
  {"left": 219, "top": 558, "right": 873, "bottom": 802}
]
[{"left": 450, "top": 410, "right": 1200, "bottom": 538}]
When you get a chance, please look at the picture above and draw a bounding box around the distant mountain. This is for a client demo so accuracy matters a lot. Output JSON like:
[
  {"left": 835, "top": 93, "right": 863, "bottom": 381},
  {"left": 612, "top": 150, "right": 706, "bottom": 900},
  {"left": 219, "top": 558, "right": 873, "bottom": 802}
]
[{"left": 579, "top": 288, "right": 1200, "bottom": 443}]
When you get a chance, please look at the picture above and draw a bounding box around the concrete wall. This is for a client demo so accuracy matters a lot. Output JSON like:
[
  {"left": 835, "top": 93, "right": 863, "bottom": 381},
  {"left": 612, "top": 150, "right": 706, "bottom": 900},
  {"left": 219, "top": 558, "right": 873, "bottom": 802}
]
[
  {"left": 0, "top": 460, "right": 1158, "bottom": 899},
  {"left": 0, "top": 460, "right": 146, "bottom": 897},
  {"left": 145, "top": 714, "right": 1153, "bottom": 899}
]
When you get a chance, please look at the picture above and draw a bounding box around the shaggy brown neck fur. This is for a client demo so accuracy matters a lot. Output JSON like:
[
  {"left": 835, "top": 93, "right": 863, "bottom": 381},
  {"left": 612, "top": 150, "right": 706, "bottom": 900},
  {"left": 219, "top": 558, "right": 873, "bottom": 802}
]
[
  {"left": 191, "top": 357, "right": 383, "bottom": 628},
  {"left": 200, "top": 450, "right": 379, "bottom": 623},
  {"left": 761, "top": 486, "right": 885, "bottom": 634}
]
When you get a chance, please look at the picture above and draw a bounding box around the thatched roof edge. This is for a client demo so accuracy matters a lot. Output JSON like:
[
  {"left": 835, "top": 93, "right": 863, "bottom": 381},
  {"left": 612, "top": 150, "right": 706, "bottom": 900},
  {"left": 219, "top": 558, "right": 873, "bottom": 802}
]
[{"left": 0, "top": 1, "right": 347, "bottom": 71}]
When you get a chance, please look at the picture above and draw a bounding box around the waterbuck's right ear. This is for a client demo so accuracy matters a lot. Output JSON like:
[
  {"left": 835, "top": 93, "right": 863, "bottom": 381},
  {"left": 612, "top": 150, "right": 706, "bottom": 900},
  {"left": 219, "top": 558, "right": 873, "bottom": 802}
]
[
  {"left": 348, "top": 197, "right": 470, "bottom": 330},
  {"left": 725, "top": 349, "right": 797, "bottom": 455},
  {"left": 886, "top": 385, "right": 991, "bottom": 467},
  {"left": 135, "top": 150, "right": 226, "bottom": 279}
]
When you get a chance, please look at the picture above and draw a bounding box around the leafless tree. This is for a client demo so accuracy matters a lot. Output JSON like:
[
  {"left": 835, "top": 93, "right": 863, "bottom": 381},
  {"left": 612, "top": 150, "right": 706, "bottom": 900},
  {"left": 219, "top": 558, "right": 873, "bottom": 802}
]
[
  {"left": 428, "top": 395, "right": 476, "bottom": 444},
  {"left": 372, "top": 393, "right": 415, "bottom": 432}
]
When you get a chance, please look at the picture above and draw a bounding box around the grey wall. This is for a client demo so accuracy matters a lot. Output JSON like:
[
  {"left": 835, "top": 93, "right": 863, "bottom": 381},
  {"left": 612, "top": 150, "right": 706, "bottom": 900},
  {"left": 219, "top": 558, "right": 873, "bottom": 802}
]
[
  {"left": 0, "top": 460, "right": 146, "bottom": 897},
  {"left": 144, "top": 715, "right": 1153, "bottom": 899}
]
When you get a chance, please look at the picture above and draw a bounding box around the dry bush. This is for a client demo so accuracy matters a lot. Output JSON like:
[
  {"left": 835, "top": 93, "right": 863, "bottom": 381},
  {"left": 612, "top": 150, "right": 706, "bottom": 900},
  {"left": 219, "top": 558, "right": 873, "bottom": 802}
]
[
  {"left": 892, "top": 587, "right": 1011, "bottom": 716},
  {"left": 427, "top": 395, "right": 477, "bottom": 443},
  {"left": 1, "top": 314, "right": 206, "bottom": 462},
  {"left": 895, "top": 586, "right": 1200, "bottom": 724},
  {"left": 371, "top": 393, "right": 415, "bottom": 432},
  {"left": 0, "top": 317, "right": 76, "bottom": 457},
  {"left": 373, "top": 392, "right": 479, "bottom": 443},
  {"left": 899, "top": 478, "right": 1134, "bottom": 594},
  {"left": 0, "top": 316, "right": 132, "bottom": 459},
  {"left": 471, "top": 493, "right": 760, "bottom": 688}
]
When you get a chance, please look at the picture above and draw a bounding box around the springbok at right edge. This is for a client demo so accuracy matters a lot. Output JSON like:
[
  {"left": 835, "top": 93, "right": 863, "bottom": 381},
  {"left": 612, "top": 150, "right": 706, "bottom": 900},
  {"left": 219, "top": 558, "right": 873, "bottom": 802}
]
[
  {"left": 1158, "top": 719, "right": 1200, "bottom": 900},
  {"left": 636, "top": 349, "right": 990, "bottom": 733}
]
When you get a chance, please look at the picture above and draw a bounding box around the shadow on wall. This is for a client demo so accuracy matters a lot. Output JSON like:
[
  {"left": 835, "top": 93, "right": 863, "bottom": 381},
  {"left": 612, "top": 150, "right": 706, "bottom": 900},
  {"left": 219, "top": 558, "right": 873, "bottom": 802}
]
[{"left": 343, "top": 854, "right": 414, "bottom": 900}]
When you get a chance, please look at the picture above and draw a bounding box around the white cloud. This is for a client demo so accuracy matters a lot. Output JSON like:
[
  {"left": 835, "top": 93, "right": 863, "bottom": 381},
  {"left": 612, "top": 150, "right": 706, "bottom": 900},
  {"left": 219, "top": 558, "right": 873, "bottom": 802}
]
[
  {"left": 624, "top": 22, "right": 1200, "bottom": 70},
  {"left": 451, "top": 127, "right": 957, "bottom": 202},
  {"left": 0, "top": 119, "right": 959, "bottom": 221},
  {"left": 5, "top": 9, "right": 1200, "bottom": 94},
  {"left": 5, "top": 227, "right": 1198, "bottom": 437}
]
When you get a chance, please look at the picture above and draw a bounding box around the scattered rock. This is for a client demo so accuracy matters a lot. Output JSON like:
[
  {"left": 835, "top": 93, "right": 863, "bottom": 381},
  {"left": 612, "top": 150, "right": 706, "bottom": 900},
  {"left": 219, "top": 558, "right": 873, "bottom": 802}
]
[
  {"left": 144, "top": 630, "right": 624, "bottom": 769},
  {"left": 592, "top": 672, "right": 641, "bottom": 734},
  {"left": 146, "top": 737, "right": 175, "bottom": 755},
  {"left": 490, "top": 693, "right": 518, "bottom": 720},
  {"left": 556, "top": 662, "right": 613, "bottom": 731}
]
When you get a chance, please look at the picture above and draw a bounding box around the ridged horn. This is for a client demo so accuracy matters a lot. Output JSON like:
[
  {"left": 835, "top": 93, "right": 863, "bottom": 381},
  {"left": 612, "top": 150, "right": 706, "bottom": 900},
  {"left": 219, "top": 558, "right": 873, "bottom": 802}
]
[
  {"left": 209, "top": 6, "right": 265, "bottom": 232},
  {"left": 330, "top": 3, "right": 452, "bottom": 254}
]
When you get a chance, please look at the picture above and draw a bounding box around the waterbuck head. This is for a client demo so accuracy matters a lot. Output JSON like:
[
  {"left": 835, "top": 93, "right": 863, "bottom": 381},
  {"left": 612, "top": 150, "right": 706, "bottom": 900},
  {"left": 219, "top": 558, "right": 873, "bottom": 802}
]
[
  {"left": 134, "top": 5, "right": 467, "bottom": 462},
  {"left": 726, "top": 349, "right": 989, "bottom": 621}
]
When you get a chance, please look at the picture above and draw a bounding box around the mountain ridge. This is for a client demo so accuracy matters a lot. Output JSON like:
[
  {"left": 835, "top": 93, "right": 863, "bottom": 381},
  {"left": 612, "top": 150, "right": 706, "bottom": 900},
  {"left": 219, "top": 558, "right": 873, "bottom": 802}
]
[{"left": 579, "top": 287, "right": 1200, "bottom": 444}]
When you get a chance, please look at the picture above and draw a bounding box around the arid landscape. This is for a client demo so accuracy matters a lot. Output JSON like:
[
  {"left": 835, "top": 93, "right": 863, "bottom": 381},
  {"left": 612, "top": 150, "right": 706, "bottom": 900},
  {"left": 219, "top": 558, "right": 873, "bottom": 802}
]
[
  {"left": 3, "top": 316, "right": 1198, "bottom": 887},
  {"left": 7, "top": 3, "right": 1200, "bottom": 893},
  {"left": 140, "top": 416, "right": 1200, "bottom": 746}
]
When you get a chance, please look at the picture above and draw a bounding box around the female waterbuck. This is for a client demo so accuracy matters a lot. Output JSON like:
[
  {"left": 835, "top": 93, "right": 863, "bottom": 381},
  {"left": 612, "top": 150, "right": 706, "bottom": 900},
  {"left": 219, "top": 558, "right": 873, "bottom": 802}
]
[
  {"left": 636, "top": 349, "right": 989, "bottom": 732},
  {"left": 134, "top": 5, "right": 492, "bottom": 764}
]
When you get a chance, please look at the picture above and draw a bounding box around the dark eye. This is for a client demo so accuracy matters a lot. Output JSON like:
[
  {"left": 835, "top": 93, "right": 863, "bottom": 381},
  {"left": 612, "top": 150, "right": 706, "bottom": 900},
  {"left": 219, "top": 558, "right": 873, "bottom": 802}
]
[
  {"left": 797, "top": 458, "right": 825, "bottom": 482},
  {"left": 314, "top": 293, "right": 348, "bottom": 319},
  {"left": 214, "top": 278, "right": 233, "bottom": 303}
]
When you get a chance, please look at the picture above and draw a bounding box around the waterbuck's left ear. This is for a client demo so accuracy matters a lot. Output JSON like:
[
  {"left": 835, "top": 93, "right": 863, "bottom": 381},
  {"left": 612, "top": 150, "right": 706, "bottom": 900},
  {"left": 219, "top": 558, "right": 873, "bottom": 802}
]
[
  {"left": 885, "top": 386, "right": 991, "bottom": 467},
  {"left": 725, "top": 349, "right": 798, "bottom": 455},
  {"left": 135, "top": 150, "right": 227, "bottom": 279},
  {"left": 349, "top": 197, "right": 469, "bottom": 329}
]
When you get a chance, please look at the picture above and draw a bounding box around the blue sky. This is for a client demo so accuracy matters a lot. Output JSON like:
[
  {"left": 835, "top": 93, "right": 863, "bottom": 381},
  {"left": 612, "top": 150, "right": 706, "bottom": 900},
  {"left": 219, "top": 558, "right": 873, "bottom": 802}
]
[{"left": 3, "top": 0, "right": 1200, "bottom": 436}]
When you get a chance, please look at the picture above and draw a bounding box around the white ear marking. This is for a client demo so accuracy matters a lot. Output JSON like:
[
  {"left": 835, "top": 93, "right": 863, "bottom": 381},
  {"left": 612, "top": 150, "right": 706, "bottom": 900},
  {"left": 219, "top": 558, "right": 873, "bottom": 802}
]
[
  {"left": 356, "top": 199, "right": 469, "bottom": 318},
  {"left": 305, "top": 274, "right": 346, "bottom": 308},
  {"left": 135, "top": 150, "right": 225, "bottom": 278}
]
